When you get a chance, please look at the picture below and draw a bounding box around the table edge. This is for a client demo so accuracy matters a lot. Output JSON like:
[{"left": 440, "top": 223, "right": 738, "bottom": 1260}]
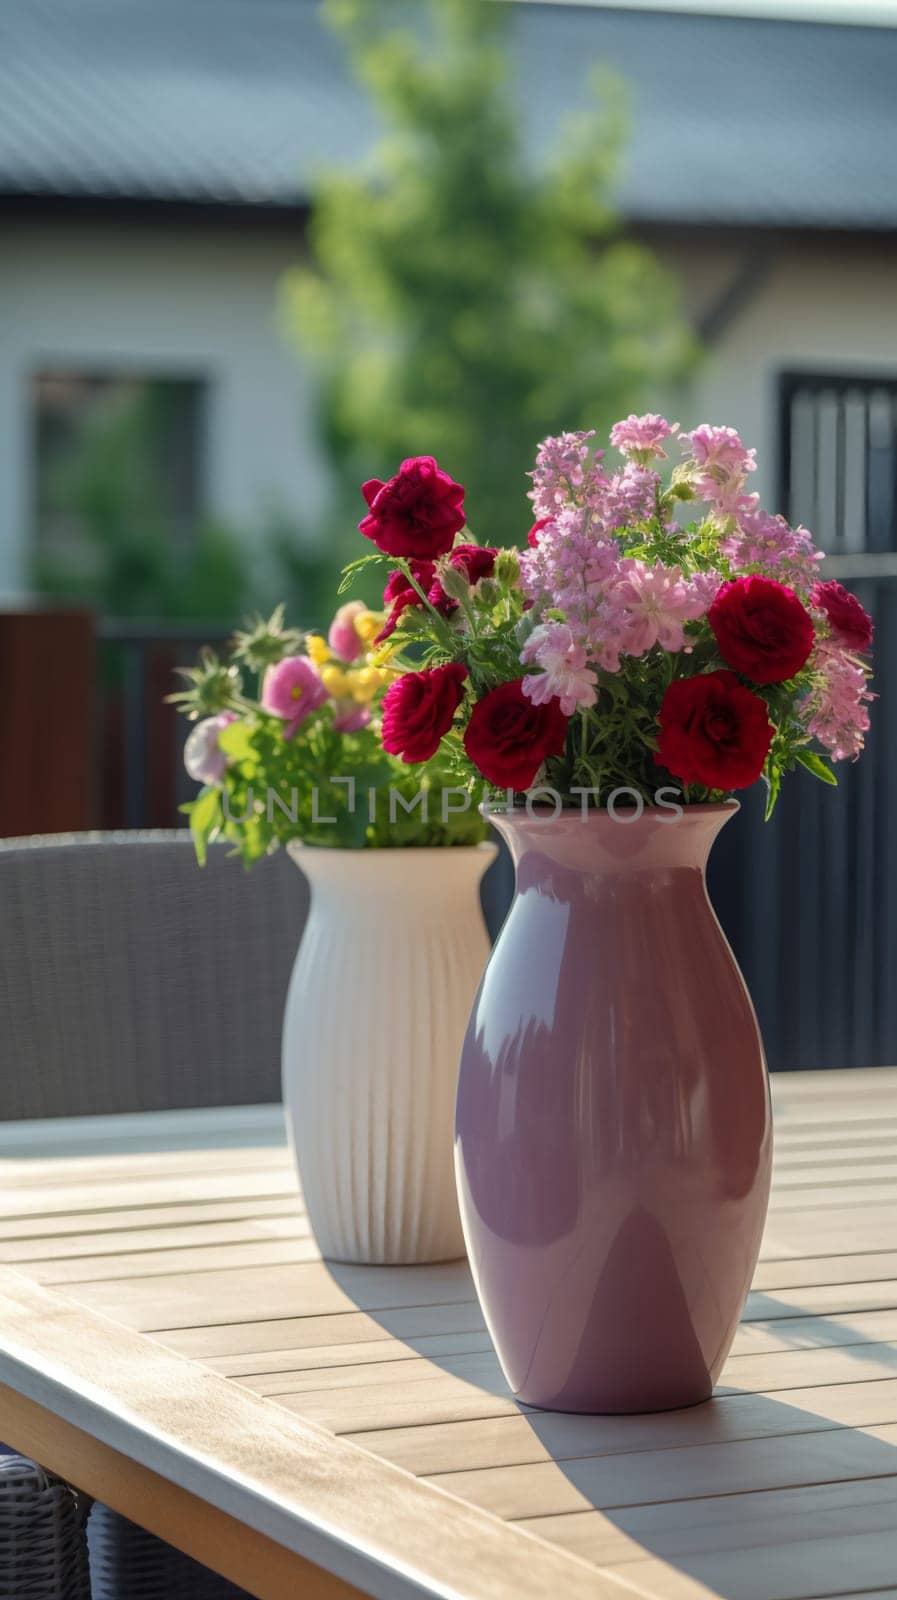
[{"left": 0, "top": 1266, "right": 648, "bottom": 1600}]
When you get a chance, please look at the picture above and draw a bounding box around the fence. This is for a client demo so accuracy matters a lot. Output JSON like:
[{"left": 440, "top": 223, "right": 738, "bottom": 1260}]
[{"left": 96, "top": 620, "right": 232, "bottom": 830}]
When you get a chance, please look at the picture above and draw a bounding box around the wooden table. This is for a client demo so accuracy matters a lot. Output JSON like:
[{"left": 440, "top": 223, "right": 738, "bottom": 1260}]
[{"left": 2, "top": 1070, "right": 897, "bottom": 1600}]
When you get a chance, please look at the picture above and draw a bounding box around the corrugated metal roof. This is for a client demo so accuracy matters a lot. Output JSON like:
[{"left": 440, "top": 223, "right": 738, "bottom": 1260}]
[{"left": 1, "top": 0, "right": 896, "bottom": 228}]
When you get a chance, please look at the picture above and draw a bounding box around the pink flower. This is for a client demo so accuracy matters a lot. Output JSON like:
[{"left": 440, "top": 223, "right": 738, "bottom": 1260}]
[
  {"left": 262, "top": 656, "right": 328, "bottom": 739},
  {"left": 688, "top": 570, "right": 724, "bottom": 609},
  {"left": 609, "top": 413, "right": 675, "bottom": 460},
  {"left": 184, "top": 712, "right": 237, "bottom": 785},
  {"left": 683, "top": 424, "right": 757, "bottom": 510},
  {"left": 613, "top": 560, "right": 709, "bottom": 655},
  {"left": 801, "top": 642, "right": 873, "bottom": 761},
  {"left": 332, "top": 702, "right": 372, "bottom": 733},
  {"left": 328, "top": 601, "right": 366, "bottom": 663},
  {"left": 520, "top": 622, "right": 598, "bottom": 715}
]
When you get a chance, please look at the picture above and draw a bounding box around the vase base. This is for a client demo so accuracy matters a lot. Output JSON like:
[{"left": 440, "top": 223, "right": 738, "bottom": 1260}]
[
  {"left": 514, "top": 1383, "right": 714, "bottom": 1416},
  {"left": 320, "top": 1250, "right": 468, "bottom": 1268}
]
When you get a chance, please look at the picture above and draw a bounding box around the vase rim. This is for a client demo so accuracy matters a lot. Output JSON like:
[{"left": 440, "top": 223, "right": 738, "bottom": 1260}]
[
  {"left": 286, "top": 839, "right": 498, "bottom": 859},
  {"left": 481, "top": 799, "right": 740, "bottom": 824},
  {"left": 482, "top": 799, "right": 738, "bottom": 870}
]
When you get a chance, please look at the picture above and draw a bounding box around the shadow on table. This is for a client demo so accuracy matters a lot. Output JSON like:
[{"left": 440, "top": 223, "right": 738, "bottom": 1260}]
[{"left": 322, "top": 1264, "right": 897, "bottom": 1600}]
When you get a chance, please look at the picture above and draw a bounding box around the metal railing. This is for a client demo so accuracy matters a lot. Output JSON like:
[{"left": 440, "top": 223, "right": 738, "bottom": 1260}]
[{"left": 97, "top": 619, "right": 233, "bottom": 830}]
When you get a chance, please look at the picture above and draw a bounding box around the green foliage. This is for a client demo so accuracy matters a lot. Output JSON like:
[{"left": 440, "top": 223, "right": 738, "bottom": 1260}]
[
  {"left": 794, "top": 747, "right": 838, "bottom": 785},
  {"left": 261, "top": 506, "right": 356, "bottom": 625},
  {"left": 282, "top": 0, "right": 695, "bottom": 553},
  {"left": 168, "top": 645, "right": 244, "bottom": 719},
  {"left": 185, "top": 712, "right": 487, "bottom": 861},
  {"left": 176, "top": 608, "right": 488, "bottom": 862}
]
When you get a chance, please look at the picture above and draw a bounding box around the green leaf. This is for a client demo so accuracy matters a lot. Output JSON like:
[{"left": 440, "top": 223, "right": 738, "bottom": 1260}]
[
  {"left": 218, "top": 721, "right": 257, "bottom": 763},
  {"left": 795, "top": 748, "right": 838, "bottom": 786},
  {"left": 763, "top": 764, "right": 782, "bottom": 822},
  {"left": 186, "top": 786, "right": 223, "bottom": 866},
  {"left": 338, "top": 553, "right": 386, "bottom": 594}
]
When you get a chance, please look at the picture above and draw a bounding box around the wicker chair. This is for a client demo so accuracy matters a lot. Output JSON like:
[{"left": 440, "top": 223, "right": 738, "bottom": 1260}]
[
  {"left": 0, "top": 831, "right": 307, "bottom": 1120},
  {"left": 87, "top": 1509, "right": 250, "bottom": 1600},
  {"left": 0, "top": 831, "right": 309, "bottom": 1597},
  {"left": 0, "top": 1453, "right": 92, "bottom": 1599}
]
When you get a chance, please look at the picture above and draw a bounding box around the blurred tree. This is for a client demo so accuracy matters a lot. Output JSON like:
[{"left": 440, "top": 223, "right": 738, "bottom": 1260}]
[
  {"left": 265, "top": 508, "right": 351, "bottom": 627},
  {"left": 282, "top": 0, "right": 695, "bottom": 554}
]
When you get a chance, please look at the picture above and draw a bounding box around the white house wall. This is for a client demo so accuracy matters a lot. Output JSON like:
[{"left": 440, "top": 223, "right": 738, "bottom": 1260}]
[
  {"left": 2, "top": 220, "right": 897, "bottom": 599},
  {"left": 674, "top": 234, "right": 897, "bottom": 510}
]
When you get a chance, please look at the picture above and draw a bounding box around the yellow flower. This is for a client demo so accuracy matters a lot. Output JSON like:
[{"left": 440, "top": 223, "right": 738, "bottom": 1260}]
[
  {"left": 320, "top": 664, "right": 351, "bottom": 697},
  {"left": 306, "top": 635, "right": 331, "bottom": 665},
  {"left": 351, "top": 665, "right": 386, "bottom": 703},
  {"left": 353, "top": 610, "right": 384, "bottom": 646}
]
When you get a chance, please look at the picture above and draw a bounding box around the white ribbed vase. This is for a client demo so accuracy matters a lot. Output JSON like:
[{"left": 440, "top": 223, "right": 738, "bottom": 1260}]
[{"left": 283, "top": 842, "right": 496, "bottom": 1264}]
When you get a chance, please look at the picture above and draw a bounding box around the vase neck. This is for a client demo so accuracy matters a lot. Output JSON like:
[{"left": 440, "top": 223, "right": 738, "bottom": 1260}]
[
  {"left": 287, "top": 842, "right": 496, "bottom": 911},
  {"left": 488, "top": 804, "right": 737, "bottom": 880}
]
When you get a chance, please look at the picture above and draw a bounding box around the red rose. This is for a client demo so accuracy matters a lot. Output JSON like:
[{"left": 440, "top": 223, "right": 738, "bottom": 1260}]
[
  {"left": 360, "top": 456, "right": 466, "bottom": 559},
  {"left": 708, "top": 575, "right": 815, "bottom": 684},
  {"left": 812, "top": 580, "right": 873, "bottom": 653},
  {"left": 375, "top": 560, "right": 436, "bottom": 643},
  {"left": 527, "top": 518, "right": 551, "bottom": 548},
  {"left": 656, "top": 670, "right": 774, "bottom": 790},
  {"left": 381, "top": 661, "right": 468, "bottom": 764},
  {"left": 464, "top": 678, "right": 569, "bottom": 790},
  {"left": 428, "top": 543, "right": 498, "bottom": 611}
]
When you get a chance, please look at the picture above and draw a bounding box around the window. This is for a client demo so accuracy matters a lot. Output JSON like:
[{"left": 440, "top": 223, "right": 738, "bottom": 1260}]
[
  {"left": 779, "top": 372, "right": 897, "bottom": 554},
  {"left": 32, "top": 372, "right": 206, "bottom": 581}
]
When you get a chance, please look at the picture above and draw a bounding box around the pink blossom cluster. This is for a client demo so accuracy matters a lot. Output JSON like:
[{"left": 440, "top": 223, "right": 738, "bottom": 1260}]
[
  {"left": 528, "top": 431, "right": 608, "bottom": 518},
  {"left": 609, "top": 413, "right": 676, "bottom": 460},
  {"left": 718, "top": 507, "right": 822, "bottom": 597},
  {"left": 521, "top": 504, "right": 618, "bottom": 626},
  {"left": 679, "top": 424, "right": 822, "bottom": 594},
  {"left": 520, "top": 416, "right": 727, "bottom": 694},
  {"left": 801, "top": 643, "right": 873, "bottom": 762},
  {"left": 521, "top": 523, "right": 717, "bottom": 686},
  {"left": 600, "top": 463, "right": 660, "bottom": 531},
  {"left": 681, "top": 424, "right": 757, "bottom": 513},
  {"left": 518, "top": 413, "right": 875, "bottom": 770}
]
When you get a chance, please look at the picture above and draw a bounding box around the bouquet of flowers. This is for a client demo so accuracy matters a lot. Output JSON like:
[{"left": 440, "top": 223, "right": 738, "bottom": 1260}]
[
  {"left": 173, "top": 603, "right": 487, "bottom": 860},
  {"left": 345, "top": 424, "right": 874, "bottom": 815}
]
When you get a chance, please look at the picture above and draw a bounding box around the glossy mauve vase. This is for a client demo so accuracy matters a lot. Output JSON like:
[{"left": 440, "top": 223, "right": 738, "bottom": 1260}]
[{"left": 455, "top": 803, "right": 772, "bottom": 1414}]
